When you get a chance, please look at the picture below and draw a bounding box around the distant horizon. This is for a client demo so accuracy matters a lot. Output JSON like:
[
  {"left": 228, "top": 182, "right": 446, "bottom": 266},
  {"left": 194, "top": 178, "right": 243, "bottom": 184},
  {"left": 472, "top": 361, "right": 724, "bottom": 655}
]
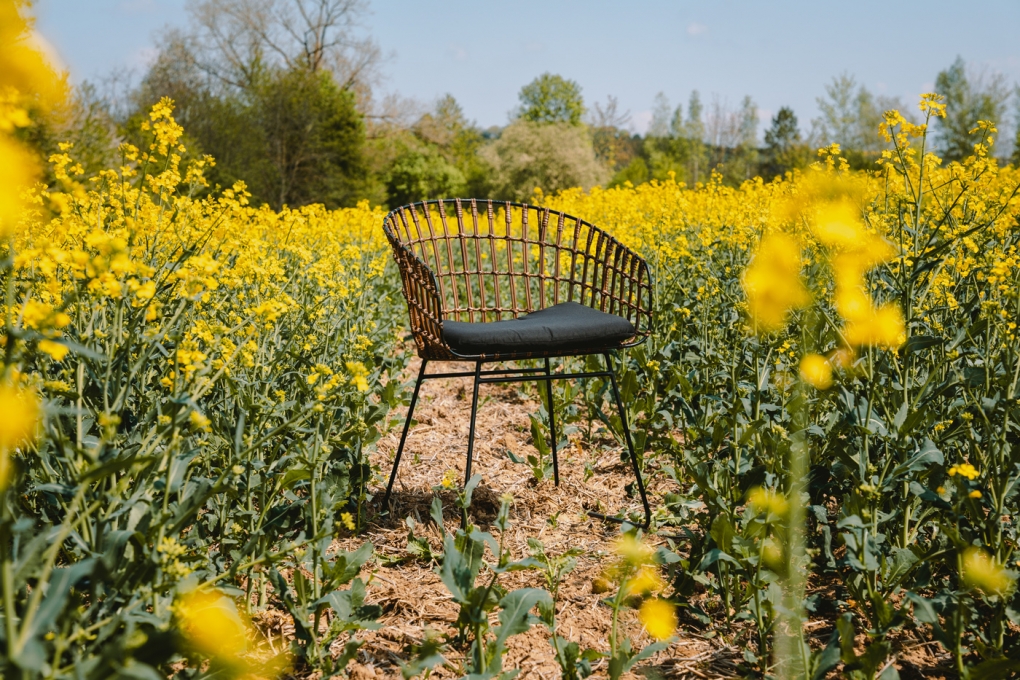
[{"left": 34, "top": 0, "right": 1020, "bottom": 141}]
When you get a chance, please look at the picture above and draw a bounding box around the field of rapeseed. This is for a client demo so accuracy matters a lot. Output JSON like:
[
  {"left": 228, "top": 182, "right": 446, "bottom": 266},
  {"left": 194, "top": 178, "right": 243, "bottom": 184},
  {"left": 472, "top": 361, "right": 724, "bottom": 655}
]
[
  {"left": 544, "top": 102, "right": 1020, "bottom": 677},
  {"left": 4, "top": 4, "right": 1020, "bottom": 678}
]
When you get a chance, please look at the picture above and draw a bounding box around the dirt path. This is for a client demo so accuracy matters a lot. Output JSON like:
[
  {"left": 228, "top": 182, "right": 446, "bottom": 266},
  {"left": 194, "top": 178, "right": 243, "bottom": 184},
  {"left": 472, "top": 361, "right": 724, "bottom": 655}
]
[{"left": 330, "top": 358, "right": 740, "bottom": 679}]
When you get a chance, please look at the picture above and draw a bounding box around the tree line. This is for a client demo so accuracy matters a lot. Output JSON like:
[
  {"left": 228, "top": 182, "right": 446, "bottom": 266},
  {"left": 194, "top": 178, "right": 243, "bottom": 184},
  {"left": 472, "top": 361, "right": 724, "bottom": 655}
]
[{"left": 23, "top": 0, "right": 1020, "bottom": 211}]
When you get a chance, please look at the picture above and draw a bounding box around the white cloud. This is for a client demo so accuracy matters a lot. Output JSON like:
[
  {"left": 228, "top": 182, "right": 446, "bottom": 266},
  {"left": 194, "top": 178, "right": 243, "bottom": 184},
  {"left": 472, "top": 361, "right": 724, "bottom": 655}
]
[
  {"left": 448, "top": 44, "right": 468, "bottom": 61},
  {"left": 525, "top": 41, "right": 544, "bottom": 52},
  {"left": 687, "top": 22, "right": 708, "bottom": 36}
]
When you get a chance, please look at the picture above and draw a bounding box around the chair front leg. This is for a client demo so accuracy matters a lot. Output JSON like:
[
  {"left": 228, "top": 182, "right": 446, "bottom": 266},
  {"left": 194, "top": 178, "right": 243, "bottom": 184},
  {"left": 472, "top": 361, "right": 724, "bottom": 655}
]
[
  {"left": 604, "top": 352, "right": 652, "bottom": 529},
  {"left": 462, "top": 361, "right": 483, "bottom": 527},
  {"left": 382, "top": 359, "right": 429, "bottom": 513},
  {"left": 544, "top": 357, "right": 559, "bottom": 486}
]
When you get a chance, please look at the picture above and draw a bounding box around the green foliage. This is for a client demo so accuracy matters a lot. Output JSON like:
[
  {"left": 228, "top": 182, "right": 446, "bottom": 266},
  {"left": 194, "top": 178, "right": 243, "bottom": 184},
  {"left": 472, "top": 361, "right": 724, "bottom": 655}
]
[
  {"left": 133, "top": 59, "right": 366, "bottom": 210},
  {"left": 431, "top": 490, "right": 551, "bottom": 679},
  {"left": 597, "top": 130, "right": 1020, "bottom": 675},
  {"left": 385, "top": 146, "right": 466, "bottom": 207},
  {"left": 482, "top": 121, "right": 608, "bottom": 201},
  {"left": 515, "top": 73, "right": 585, "bottom": 126},
  {"left": 763, "top": 106, "right": 809, "bottom": 178},
  {"left": 0, "top": 129, "right": 403, "bottom": 677},
  {"left": 935, "top": 56, "right": 1010, "bottom": 161}
]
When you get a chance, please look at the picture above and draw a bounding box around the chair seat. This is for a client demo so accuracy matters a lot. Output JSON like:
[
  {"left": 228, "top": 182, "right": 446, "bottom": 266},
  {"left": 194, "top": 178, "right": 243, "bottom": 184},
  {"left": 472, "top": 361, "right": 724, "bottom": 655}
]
[{"left": 441, "top": 301, "right": 636, "bottom": 356}]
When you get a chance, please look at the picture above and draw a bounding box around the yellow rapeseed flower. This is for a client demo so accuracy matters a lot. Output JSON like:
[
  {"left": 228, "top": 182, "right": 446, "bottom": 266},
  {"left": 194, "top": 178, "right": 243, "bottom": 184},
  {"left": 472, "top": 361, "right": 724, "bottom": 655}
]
[
  {"left": 742, "top": 233, "right": 809, "bottom": 333},
  {"left": 961, "top": 548, "right": 1015, "bottom": 597},
  {"left": 812, "top": 200, "right": 865, "bottom": 250},
  {"left": 638, "top": 598, "right": 677, "bottom": 641},
  {"left": 340, "top": 511, "right": 356, "bottom": 531},
  {"left": 747, "top": 487, "right": 789, "bottom": 518},
  {"left": 189, "top": 410, "right": 212, "bottom": 432},
  {"left": 799, "top": 353, "right": 833, "bottom": 389},
  {"left": 948, "top": 463, "right": 979, "bottom": 480},
  {"left": 38, "top": 339, "right": 69, "bottom": 361},
  {"left": 614, "top": 533, "right": 656, "bottom": 566},
  {"left": 623, "top": 565, "right": 665, "bottom": 598},
  {"left": 440, "top": 469, "right": 458, "bottom": 489},
  {"left": 175, "top": 589, "right": 251, "bottom": 663},
  {"left": 0, "top": 383, "right": 39, "bottom": 451},
  {"left": 843, "top": 304, "right": 906, "bottom": 349}
]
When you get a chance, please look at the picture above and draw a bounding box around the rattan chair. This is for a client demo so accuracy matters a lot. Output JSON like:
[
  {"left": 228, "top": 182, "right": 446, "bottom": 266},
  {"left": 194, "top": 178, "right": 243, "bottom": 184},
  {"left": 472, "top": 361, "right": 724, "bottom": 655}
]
[{"left": 381, "top": 199, "right": 653, "bottom": 527}]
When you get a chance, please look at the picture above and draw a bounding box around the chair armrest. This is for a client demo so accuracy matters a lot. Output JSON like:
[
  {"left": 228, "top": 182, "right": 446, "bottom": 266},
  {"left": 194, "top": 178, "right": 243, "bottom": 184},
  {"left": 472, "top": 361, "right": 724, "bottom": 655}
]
[
  {"left": 387, "top": 239, "right": 451, "bottom": 358},
  {"left": 585, "top": 233, "right": 653, "bottom": 340}
]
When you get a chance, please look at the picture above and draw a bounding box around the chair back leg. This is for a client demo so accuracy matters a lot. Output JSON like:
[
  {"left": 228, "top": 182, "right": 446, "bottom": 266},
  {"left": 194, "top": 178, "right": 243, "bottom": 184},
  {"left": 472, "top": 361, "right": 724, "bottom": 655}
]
[
  {"left": 462, "top": 361, "right": 484, "bottom": 527},
  {"left": 381, "top": 359, "right": 429, "bottom": 512},
  {"left": 604, "top": 352, "right": 652, "bottom": 529},
  {"left": 543, "top": 357, "right": 559, "bottom": 486}
]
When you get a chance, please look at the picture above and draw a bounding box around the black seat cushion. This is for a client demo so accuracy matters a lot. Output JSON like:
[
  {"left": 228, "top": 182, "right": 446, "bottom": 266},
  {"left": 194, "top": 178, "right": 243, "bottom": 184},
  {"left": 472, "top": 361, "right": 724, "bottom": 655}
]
[{"left": 442, "top": 301, "right": 636, "bottom": 356}]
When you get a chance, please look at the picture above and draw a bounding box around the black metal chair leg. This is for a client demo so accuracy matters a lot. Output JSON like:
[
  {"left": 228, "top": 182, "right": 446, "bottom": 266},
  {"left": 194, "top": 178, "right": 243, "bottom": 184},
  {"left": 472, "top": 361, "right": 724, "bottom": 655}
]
[
  {"left": 462, "top": 361, "right": 483, "bottom": 527},
  {"left": 604, "top": 352, "right": 652, "bottom": 529},
  {"left": 544, "top": 357, "right": 559, "bottom": 486},
  {"left": 381, "top": 360, "right": 428, "bottom": 513}
]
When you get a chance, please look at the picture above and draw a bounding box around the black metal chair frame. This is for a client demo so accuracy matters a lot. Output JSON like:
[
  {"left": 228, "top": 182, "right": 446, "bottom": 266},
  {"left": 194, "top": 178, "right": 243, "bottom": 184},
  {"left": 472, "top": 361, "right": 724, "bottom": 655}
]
[{"left": 380, "top": 199, "right": 653, "bottom": 528}]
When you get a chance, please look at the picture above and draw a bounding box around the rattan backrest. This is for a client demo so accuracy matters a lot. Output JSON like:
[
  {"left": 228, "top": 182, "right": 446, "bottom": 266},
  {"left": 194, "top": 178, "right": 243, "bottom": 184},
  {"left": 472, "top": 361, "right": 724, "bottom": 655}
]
[{"left": 383, "top": 199, "right": 652, "bottom": 357}]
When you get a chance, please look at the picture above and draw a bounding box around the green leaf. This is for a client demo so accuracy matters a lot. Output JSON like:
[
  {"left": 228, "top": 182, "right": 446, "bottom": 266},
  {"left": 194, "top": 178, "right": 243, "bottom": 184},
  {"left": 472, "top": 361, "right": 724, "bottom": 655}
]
[{"left": 494, "top": 588, "right": 553, "bottom": 646}]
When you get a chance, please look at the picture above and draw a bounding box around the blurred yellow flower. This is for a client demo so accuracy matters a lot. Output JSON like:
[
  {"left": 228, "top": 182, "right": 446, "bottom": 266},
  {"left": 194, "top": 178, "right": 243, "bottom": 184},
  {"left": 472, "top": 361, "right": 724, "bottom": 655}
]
[
  {"left": 189, "top": 410, "right": 212, "bottom": 432},
  {"left": 345, "top": 361, "right": 370, "bottom": 392},
  {"left": 638, "top": 598, "right": 677, "bottom": 641},
  {"left": 614, "top": 533, "right": 656, "bottom": 566},
  {"left": 38, "top": 339, "right": 69, "bottom": 362},
  {"left": 340, "top": 511, "right": 356, "bottom": 531},
  {"left": 969, "top": 490, "right": 982, "bottom": 499},
  {"left": 799, "top": 353, "right": 833, "bottom": 389},
  {"left": 948, "top": 463, "right": 979, "bottom": 480},
  {"left": 0, "top": 383, "right": 39, "bottom": 452},
  {"left": 812, "top": 200, "right": 865, "bottom": 250},
  {"left": 742, "top": 233, "right": 809, "bottom": 333},
  {"left": 961, "top": 548, "right": 1015, "bottom": 597},
  {"left": 747, "top": 487, "right": 789, "bottom": 517},
  {"left": 623, "top": 565, "right": 665, "bottom": 598},
  {"left": 175, "top": 589, "right": 251, "bottom": 662},
  {"left": 843, "top": 304, "right": 906, "bottom": 349}
]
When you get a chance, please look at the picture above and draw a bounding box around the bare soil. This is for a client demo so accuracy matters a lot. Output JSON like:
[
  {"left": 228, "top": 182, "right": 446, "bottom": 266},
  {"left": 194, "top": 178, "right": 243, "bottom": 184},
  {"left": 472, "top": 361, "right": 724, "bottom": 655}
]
[{"left": 261, "top": 357, "right": 957, "bottom": 679}]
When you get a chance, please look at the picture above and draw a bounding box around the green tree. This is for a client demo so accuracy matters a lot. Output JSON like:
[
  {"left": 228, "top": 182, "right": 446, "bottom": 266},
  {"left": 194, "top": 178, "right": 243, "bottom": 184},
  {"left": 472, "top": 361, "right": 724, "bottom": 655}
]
[
  {"left": 250, "top": 67, "right": 366, "bottom": 208},
  {"left": 515, "top": 73, "right": 585, "bottom": 126},
  {"left": 413, "top": 94, "right": 486, "bottom": 196},
  {"left": 1012, "top": 86, "right": 1020, "bottom": 167},
  {"left": 642, "top": 93, "right": 683, "bottom": 182},
  {"left": 385, "top": 146, "right": 466, "bottom": 206},
  {"left": 682, "top": 91, "right": 707, "bottom": 184},
  {"left": 934, "top": 56, "right": 1010, "bottom": 161},
  {"left": 763, "top": 106, "right": 808, "bottom": 178},
  {"left": 481, "top": 121, "right": 607, "bottom": 201},
  {"left": 128, "top": 0, "right": 375, "bottom": 208}
]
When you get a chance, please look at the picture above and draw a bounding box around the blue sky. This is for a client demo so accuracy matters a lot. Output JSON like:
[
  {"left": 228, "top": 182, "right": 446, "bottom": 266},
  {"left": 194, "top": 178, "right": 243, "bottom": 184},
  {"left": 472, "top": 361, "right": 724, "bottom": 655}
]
[{"left": 34, "top": 0, "right": 1020, "bottom": 138}]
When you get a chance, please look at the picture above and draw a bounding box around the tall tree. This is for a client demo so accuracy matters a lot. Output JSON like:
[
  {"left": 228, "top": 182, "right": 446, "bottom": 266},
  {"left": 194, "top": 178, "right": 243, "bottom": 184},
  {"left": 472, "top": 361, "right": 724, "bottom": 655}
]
[
  {"left": 1012, "top": 86, "right": 1020, "bottom": 167},
  {"left": 764, "top": 106, "right": 807, "bottom": 178},
  {"left": 186, "top": 0, "right": 381, "bottom": 95},
  {"left": 132, "top": 0, "right": 372, "bottom": 208},
  {"left": 934, "top": 57, "right": 1010, "bottom": 161},
  {"left": 481, "top": 121, "right": 607, "bottom": 201},
  {"left": 588, "top": 95, "right": 635, "bottom": 171},
  {"left": 683, "top": 90, "right": 706, "bottom": 184},
  {"left": 515, "top": 73, "right": 585, "bottom": 126}
]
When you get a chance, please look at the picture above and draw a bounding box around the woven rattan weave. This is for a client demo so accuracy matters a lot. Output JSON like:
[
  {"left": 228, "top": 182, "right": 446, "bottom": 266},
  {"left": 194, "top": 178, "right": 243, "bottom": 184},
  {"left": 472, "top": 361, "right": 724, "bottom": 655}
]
[
  {"left": 382, "top": 198, "right": 652, "bottom": 360},
  {"left": 381, "top": 199, "right": 654, "bottom": 527}
]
